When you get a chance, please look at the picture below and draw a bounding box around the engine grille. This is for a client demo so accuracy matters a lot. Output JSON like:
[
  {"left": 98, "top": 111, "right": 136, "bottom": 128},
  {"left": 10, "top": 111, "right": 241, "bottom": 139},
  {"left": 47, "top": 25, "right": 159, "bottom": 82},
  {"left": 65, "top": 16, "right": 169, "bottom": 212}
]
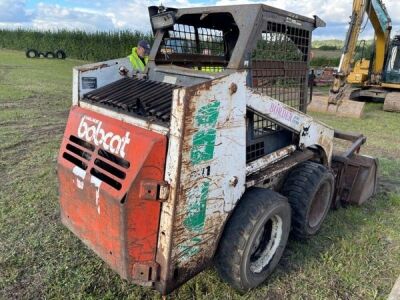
[
  {"left": 82, "top": 77, "right": 177, "bottom": 123},
  {"left": 62, "top": 135, "right": 130, "bottom": 190}
]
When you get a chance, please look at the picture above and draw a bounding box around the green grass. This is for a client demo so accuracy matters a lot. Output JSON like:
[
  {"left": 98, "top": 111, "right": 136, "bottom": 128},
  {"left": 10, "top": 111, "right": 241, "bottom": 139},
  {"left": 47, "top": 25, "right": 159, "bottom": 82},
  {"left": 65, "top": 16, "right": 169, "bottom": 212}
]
[{"left": 1, "top": 49, "right": 400, "bottom": 299}]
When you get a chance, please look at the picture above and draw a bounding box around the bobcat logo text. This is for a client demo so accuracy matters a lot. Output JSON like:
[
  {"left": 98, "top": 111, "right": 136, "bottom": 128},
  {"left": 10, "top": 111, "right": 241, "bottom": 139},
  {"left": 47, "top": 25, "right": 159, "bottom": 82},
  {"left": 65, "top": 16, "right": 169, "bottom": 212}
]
[{"left": 77, "top": 116, "right": 130, "bottom": 158}]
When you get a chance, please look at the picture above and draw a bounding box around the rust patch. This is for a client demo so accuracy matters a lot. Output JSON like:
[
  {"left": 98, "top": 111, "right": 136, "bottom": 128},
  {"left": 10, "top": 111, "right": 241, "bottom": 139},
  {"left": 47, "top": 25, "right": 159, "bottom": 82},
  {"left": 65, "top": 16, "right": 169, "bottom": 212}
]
[{"left": 80, "top": 63, "right": 109, "bottom": 73}]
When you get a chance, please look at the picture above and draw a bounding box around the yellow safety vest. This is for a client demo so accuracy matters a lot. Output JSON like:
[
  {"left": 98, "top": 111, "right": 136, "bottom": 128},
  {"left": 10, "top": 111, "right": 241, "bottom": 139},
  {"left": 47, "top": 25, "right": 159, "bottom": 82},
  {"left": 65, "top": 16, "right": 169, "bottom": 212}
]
[
  {"left": 201, "top": 66, "right": 223, "bottom": 73},
  {"left": 128, "top": 47, "right": 148, "bottom": 72}
]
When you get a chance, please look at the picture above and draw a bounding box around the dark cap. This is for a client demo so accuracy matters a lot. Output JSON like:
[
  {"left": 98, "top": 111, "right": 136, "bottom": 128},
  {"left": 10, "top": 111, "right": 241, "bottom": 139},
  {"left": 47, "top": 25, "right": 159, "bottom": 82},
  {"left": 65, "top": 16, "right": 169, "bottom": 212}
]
[{"left": 138, "top": 40, "right": 151, "bottom": 54}]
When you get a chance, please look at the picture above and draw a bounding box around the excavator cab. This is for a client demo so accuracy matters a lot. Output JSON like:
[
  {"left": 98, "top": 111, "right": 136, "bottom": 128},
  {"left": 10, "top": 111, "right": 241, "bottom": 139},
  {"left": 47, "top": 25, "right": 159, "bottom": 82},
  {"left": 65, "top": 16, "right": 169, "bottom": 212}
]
[{"left": 384, "top": 36, "right": 400, "bottom": 84}]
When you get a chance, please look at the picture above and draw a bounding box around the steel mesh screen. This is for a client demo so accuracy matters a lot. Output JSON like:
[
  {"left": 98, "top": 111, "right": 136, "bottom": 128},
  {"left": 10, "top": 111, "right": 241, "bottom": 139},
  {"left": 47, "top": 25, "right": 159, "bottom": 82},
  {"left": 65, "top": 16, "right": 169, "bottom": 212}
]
[
  {"left": 156, "top": 22, "right": 227, "bottom": 72},
  {"left": 161, "top": 24, "right": 224, "bottom": 55},
  {"left": 246, "top": 141, "right": 265, "bottom": 162},
  {"left": 251, "top": 21, "right": 310, "bottom": 112},
  {"left": 252, "top": 112, "right": 280, "bottom": 137}
]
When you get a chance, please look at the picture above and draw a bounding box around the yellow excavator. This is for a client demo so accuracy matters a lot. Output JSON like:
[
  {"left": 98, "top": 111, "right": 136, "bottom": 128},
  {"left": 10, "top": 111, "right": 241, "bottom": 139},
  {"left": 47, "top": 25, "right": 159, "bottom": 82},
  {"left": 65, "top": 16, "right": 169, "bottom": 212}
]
[{"left": 309, "top": 0, "right": 400, "bottom": 118}]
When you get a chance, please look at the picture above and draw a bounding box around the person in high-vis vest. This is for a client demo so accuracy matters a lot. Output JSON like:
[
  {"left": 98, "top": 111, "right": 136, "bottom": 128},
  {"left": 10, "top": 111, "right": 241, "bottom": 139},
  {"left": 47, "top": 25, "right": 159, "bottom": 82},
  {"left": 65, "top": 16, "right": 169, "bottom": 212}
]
[
  {"left": 128, "top": 40, "right": 150, "bottom": 72},
  {"left": 200, "top": 48, "right": 223, "bottom": 73}
]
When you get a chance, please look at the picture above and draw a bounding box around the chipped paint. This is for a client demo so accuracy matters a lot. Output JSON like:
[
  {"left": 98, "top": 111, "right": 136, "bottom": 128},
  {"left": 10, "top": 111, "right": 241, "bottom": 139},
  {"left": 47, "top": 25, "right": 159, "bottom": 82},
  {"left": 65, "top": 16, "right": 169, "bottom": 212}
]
[
  {"left": 90, "top": 175, "right": 102, "bottom": 214},
  {"left": 246, "top": 145, "right": 296, "bottom": 175},
  {"left": 72, "top": 166, "right": 86, "bottom": 189}
]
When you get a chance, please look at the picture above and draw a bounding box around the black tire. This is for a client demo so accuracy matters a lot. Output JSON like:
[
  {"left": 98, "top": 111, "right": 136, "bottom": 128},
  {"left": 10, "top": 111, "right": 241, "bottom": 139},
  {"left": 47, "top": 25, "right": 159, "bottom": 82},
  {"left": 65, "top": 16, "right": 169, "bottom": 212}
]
[
  {"left": 281, "top": 161, "right": 334, "bottom": 239},
  {"left": 55, "top": 50, "right": 66, "bottom": 59},
  {"left": 26, "top": 49, "right": 38, "bottom": 58},
  {"left": 45, "top": 51, "right": 55, "bottom": 58},
  {"left": 38, "top": 52, "right": 45, "bottom": 58},
  {"left": 215, "top": 188, "right": 291, "bottom": 292}
]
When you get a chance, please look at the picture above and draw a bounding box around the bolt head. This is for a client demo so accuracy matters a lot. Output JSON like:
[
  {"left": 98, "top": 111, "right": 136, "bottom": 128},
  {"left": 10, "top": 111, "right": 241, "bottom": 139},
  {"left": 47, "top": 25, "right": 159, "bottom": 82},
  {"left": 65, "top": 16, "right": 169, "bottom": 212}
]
[
  {"left": 229, "top": 83, "right": 237, "bottom": 95},
  {"left": 229, "top": 176, "right": 238, "bottom": 187}
]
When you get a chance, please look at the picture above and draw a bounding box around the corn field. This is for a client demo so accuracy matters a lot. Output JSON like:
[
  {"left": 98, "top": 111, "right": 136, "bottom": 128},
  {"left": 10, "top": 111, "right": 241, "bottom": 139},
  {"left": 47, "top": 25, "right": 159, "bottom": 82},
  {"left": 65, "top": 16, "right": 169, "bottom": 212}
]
[{"left": 0, "top": 29, "right": 153, "bottom": 61}]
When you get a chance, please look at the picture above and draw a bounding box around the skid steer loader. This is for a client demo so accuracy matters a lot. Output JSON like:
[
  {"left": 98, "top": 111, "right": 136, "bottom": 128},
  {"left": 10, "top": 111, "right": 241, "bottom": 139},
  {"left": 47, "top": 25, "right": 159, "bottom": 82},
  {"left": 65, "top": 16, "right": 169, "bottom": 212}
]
[{"left": 57, "top": 4, "right": 378, "bottom": 295}]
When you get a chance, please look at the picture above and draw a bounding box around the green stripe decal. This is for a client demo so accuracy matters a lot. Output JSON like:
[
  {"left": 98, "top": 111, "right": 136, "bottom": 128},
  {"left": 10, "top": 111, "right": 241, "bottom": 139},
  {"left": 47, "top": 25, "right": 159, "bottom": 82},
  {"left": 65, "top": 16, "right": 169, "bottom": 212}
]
[
  {"left": 183, "top": 181, "right": 210, "bottom": 231},
  {"left": 190, "top": 101, "right": 220, "bottom": 165},
  {"left": 180, "top": 101, "right": 221, "bottom": 260}
]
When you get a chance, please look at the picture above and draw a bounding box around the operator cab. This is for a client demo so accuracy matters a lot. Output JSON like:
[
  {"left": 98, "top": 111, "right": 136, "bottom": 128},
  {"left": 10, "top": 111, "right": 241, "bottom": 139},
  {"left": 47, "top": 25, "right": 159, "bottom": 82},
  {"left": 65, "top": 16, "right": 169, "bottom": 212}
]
[{"left": 384, "top": 36, "right": 400, "bottom": 84}]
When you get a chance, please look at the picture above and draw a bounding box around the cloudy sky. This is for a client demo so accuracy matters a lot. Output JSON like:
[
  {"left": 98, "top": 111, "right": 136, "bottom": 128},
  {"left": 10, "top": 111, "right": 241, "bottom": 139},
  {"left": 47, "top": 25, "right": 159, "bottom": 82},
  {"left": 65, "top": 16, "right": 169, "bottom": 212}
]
[{"left": 1, "top": 0, "right": 400, "bottom": 39}]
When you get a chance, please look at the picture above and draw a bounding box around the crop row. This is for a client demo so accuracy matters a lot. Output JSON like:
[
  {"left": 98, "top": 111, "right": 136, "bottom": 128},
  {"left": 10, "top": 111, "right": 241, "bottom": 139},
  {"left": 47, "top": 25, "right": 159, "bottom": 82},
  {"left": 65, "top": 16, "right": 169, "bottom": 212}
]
[{"left": 0, "top": 28, "right": 153, "bottom": 62}]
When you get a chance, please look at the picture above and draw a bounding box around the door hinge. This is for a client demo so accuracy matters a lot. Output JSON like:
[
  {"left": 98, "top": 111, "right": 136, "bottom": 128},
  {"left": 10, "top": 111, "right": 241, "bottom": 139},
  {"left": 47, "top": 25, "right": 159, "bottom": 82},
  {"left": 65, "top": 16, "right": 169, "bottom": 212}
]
[{"left": 139, "top": 180, "right": 170, "bottom": 201}]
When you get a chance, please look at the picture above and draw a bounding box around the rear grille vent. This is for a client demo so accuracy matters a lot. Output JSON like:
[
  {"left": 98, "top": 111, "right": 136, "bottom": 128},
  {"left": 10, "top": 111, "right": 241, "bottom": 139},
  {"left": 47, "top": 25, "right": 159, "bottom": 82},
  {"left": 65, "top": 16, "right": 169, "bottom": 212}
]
[
  {"left": 82, "top": 77, "right": 177, "bottom": 123},
  {"left": 66, "top": 143, "right": 92, "bottom": 161},
  {"left": 70, "top": 135, "right": 95, "bottom": 151},
  {"left": 62, "top": 135, "right": 130, "bottom": 191},
  {"left": 62, "top": 152, "right": 88, "bottom": 170},
  {"left": 90, "top": 168, "right": 122, "bottom": 190},
  {"left": 94, "top": 159, "right": 126, "bottom": 179},
  {"left": 98, "top": 149, "right": 130, "bottom": 169}
]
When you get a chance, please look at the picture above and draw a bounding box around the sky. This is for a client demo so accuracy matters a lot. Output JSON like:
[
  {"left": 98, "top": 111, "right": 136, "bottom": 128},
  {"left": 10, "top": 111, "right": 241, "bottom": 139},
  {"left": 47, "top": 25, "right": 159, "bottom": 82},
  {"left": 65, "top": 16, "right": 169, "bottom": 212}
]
[{"left": 1, "top": 0, "right": 400, "bottom": 40}]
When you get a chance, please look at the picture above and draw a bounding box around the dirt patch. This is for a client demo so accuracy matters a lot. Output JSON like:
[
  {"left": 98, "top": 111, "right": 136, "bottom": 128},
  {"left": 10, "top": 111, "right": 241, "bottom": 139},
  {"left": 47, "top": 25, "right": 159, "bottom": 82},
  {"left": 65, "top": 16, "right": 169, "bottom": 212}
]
[
  {"left": 379, "top": 175, "right": 400, "bottom": 195},
  {"left": 0, "top": 102, "right": 20, "bottom": 109}
]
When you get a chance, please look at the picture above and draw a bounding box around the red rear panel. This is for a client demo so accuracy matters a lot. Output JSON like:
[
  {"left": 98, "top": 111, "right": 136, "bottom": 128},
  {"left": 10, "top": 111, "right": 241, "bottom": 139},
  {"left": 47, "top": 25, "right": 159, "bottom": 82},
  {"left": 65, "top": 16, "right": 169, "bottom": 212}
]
[{"left": 58, "top": 106, "right": 167, "bottom": 282}]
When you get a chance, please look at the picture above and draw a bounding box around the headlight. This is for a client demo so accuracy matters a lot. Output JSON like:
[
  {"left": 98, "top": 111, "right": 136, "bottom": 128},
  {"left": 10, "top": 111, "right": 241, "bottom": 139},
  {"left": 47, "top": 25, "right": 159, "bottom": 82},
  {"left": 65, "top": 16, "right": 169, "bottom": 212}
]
[{"left": 151, "top": 12, "right": 176, "bottom": 30}]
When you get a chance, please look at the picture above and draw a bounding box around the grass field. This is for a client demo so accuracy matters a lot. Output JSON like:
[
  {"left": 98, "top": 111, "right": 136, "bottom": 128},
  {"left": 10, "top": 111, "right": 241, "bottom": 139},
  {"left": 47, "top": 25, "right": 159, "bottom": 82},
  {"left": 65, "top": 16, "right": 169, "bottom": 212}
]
[
  {"left": 1, "top": 49, "right": 400, "bottom": 299},
  {"left": 311, "top": 49, "right": 342, "bottom": 59}
]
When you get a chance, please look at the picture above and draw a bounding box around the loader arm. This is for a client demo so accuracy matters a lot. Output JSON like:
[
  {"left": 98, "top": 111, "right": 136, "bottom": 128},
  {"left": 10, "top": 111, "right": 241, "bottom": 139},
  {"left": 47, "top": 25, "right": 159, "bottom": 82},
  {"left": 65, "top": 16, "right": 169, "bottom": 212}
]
[{"left": 329, "top": 0, "right": 391, "bottom": 104}]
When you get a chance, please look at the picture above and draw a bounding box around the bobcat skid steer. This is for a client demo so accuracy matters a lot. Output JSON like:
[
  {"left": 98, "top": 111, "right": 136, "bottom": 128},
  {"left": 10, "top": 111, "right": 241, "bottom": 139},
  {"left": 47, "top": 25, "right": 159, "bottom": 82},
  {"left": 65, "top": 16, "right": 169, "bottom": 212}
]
[{"left": 57, "top": 4, "right": 378, "bottom": 295}]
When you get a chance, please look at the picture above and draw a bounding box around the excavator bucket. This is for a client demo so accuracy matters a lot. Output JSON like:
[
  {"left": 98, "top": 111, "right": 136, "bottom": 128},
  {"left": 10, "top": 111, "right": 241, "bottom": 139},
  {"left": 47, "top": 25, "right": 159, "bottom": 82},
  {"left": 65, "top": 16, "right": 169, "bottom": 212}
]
[
  {"left": 307, "top": 94, "right": 365, "bottom": 118},
  {"left": 383, "top": 92, "right": 400, "bottom": 112}
]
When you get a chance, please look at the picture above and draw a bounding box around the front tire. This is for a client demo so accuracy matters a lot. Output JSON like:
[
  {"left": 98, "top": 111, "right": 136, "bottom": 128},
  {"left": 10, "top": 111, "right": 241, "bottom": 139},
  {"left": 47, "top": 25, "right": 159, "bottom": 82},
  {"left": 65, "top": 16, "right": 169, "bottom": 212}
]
[
  {"left": 281, "top": 161, "right": 334, "bottom": 239},
  {"left": 215, "top": 188, "right": 291, "bottom": 292}
]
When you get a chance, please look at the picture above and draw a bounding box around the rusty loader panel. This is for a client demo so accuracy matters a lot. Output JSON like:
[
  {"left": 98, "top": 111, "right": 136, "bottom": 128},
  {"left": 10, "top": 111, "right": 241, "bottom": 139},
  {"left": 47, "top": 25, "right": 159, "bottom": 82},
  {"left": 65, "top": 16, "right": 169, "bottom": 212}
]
[
  {"left": 58, "top": 106, "right": 167, "bottom": 283},
  {"left": 156, "top": 72, "right": 247, "bottom": 293}
]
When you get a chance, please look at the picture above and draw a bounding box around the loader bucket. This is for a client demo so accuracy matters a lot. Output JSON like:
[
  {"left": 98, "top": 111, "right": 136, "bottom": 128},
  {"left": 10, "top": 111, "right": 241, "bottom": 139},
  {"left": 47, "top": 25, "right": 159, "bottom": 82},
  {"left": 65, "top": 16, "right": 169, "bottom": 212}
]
[
  {"left": 331, "top": 130, "right": 379, "bottom": 206},
  {"left": 332, "top": 154, "right": 379, "bottom": 205},
  {"left": 307, "top": 95, "right": 365, "bottom": 118}
]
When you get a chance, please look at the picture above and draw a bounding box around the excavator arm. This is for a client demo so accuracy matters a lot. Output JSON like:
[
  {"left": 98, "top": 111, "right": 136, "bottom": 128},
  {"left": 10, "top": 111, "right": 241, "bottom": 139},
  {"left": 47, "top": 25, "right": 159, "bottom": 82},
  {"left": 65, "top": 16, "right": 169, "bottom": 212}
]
[{"left": 328, "top": 0, "right": 391, "bottom": 104}]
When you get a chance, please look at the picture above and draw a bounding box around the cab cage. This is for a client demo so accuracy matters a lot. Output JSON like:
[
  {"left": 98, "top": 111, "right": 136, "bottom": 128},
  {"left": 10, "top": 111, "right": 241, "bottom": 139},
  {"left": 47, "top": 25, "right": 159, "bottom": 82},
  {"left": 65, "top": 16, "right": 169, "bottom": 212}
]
[
  {"left": 154, "top": 12, "right": 238, "bottom": 71},
  {"left": 148, "top": 4, "right": 323, "bottom": 112}
]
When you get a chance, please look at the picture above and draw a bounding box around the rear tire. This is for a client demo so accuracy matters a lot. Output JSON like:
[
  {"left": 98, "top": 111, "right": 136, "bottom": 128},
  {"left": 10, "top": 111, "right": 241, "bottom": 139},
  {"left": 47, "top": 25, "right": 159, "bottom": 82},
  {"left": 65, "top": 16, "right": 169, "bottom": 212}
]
[
  {"left": 215, "top": 188, "right": 291, "bottom": 292},
  {"left": 281, "top": 161, "right": 334, "bottom": 239},
  {"left": 45, "top": 51, "right": 55, "bottom": 58},
  {"left": 26, "top": 49, "right": 38, "bottom": 58},
  {"left": 55, "top": 50, "right": 66, "bottom": 59},
  {"left": 38, "top": 52, "right": 45, "bottom": 58}
]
